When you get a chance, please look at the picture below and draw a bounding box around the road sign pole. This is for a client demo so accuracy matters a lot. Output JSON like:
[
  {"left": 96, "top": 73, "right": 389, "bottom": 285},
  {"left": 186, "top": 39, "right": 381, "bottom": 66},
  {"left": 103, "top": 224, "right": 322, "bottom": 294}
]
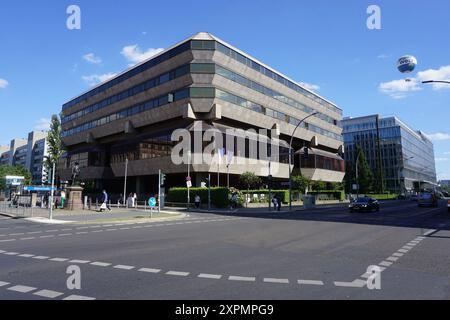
[
  {"left": 49, "top": 162, "right": 55, "bottom": 220},
  {"left": 187, "top": 151, "right": 191, "bottom": 211},
  {"left": 208, "top": 173, "right": 211, "bottom": 211},
  {"left": 158, "top": 169, "right": 161, "bottom": 213}
]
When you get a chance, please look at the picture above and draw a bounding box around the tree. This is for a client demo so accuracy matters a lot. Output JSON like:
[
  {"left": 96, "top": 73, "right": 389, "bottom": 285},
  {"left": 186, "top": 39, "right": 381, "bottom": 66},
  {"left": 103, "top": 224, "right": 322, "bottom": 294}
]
[
  {"left": 311, "top": 180, "right": 327, "bottom": 191},
  {"left": 238, "top": 172, "right": 263, "bottom": 191},
  {"left": 355, "top": 145, "right": 374, "bottom": 194},
  {"left": 44, "top": 114, "right": 65, "bottom": 185},
  {"left": 291, "top": 175, "right": 311, "bottom": 194},
  {"left": 0, "top": 165, "right": 32, "bottom": 191}
]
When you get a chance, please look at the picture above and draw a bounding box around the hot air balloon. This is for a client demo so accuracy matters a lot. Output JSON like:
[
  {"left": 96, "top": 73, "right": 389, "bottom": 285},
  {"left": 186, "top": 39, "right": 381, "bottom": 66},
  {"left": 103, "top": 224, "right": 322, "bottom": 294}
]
[{"left": 397, "top": 55, "right": 417, "bottom": 74}]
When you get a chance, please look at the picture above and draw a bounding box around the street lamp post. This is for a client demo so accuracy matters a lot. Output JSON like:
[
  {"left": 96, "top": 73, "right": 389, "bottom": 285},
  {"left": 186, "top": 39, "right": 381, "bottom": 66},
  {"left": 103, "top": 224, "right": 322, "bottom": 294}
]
[
  {"left": 288, "top": 112, "right": 319, "bottom": 211},
  {"left": 123, "top": 157, "right": 128, "bottom": 207}
]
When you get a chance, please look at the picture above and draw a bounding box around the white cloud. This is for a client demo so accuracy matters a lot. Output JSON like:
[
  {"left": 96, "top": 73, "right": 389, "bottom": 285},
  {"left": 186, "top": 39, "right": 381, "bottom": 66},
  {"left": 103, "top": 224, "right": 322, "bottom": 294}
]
[
  {"left": 0, "top": 78, "right": 9, "bottom": 89},
  {"left": 417, "top": 65, "right": 450, "bottom": 90},
  {"left": 425, "top": 132, "right": 450, "bottom": 141},
  {"left": 83, "top": 53, "right": 102, "bottom": 64},
  {"left": 444, "top": 152, "right": 450, "bottom": 155},
  {"left": 377, "top": 54, "right": 390, "bottom": 59},
  {"left": 435, "top": 158, "right": 449, "bottom": 162},
  {"left": 299, "top": 82, "right": 320, "bottom": 92},
  {"left": 82, "top": 73, "right": 117, "bottom": 86},
  {"left": 121, "top": 45, "right": 164, "bottom": 65},
  {"left": 35, "top": 118, "right": 51, "bottom": 131},
  {"left": 378, "top": 78, "right": 421, "bottom": 99}
]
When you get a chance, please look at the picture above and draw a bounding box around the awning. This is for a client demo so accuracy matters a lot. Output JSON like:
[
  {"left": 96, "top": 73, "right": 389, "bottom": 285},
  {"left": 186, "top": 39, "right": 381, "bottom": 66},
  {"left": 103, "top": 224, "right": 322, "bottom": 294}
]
[{"left": 295, "top": 147, "right": 343, "bottom": 161}]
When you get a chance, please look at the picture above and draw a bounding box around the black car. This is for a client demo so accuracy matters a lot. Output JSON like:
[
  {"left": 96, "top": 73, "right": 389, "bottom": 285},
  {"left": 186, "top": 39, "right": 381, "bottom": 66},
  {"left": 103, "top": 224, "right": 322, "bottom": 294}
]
[{"left": 349, "top": 197, "right": 380, "bottom": 213}]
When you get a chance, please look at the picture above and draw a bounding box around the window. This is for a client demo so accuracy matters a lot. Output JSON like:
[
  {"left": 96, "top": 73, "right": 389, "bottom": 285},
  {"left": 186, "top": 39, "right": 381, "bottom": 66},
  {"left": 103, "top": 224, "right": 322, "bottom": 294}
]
[
  {"left": 190, "top": 87, "right": 215, "bottom": 98},
  {"left": 190, "top": 63, "right": 215, "bottom": 74}
]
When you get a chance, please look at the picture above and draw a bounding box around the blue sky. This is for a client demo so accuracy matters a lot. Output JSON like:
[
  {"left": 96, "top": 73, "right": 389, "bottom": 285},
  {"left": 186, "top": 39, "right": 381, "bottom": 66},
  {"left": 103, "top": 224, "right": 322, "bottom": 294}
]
[{"left": 0, "top": 0, "right": 449, "bottom": 179}]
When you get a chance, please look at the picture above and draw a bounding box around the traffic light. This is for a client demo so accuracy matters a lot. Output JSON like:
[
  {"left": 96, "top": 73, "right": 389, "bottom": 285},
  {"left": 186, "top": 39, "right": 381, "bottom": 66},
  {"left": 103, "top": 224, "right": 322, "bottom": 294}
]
[{"left": 160, "top": 173, "right": 166, "bottom": 187}]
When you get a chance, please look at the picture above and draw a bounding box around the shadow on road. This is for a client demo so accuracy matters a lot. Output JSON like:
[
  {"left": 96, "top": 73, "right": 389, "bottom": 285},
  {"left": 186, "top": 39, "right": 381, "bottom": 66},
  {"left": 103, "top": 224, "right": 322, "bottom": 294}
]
[{"left": 189, "top": 200, "right": 450, "bottom": 232}]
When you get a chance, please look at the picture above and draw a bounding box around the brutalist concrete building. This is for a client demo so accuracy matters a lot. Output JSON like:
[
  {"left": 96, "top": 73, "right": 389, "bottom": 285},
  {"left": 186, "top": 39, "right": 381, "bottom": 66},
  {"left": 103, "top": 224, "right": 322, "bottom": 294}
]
[{"left": 59, "top": 32, "right": 345, "bottom": 195}]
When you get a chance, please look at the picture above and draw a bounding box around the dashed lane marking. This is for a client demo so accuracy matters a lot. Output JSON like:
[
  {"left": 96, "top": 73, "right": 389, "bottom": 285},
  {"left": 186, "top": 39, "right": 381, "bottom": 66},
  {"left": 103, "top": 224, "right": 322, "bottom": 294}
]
[
  {"left": 297, "top": 280, "right": 324, "bottom": 286},
  {"left": 69, "top": 259, "right": 90, "bottom": 264},
  {"left": 7, "top": 285, "right": 37, "bottom": 293},
  {"left": 166, "top": 271, "right": 190, "bottom": 277},
  {"left": 138, "top": 268, "right": 161, "bottom": 274},
  {"left": 114, "top": 265, "right": 135, "bottom": 270},
  {"left": 229, "top": 276, "right": 256, "bottom": 282},
  {"left": 63, "top": 295, "right": 96, "bottom": 301},
  {"left": 33, "top": 289, "right": 64, "bottom": 299},
  {"left": 263, "top": 278, "right": 289, "bottom": 284},
  {"left": 198, "top": 273, "right": 222, "bottom": 280},
  {"left": 91, "top": 262, "right": 111, "bottom": 267}
]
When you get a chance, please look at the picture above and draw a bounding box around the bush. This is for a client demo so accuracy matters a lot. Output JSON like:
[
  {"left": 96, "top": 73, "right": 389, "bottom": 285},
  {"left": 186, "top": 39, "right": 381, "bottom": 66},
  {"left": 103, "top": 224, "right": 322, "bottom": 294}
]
[
  {"left": 167, "top": 187, "right": 230, "bottom": 208},
  {"left": 366, "top": 194, "right": 398, "bottom": 201}
]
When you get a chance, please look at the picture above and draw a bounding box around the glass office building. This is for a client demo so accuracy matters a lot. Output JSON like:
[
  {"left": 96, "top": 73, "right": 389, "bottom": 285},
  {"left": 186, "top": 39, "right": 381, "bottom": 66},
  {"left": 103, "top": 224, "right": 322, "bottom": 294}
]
[
  {"left": 342, "top": 115, "right": 437, "bottom": 193},
  {"left": 59, "top": 32, "right": 345, "bottom": 195}
]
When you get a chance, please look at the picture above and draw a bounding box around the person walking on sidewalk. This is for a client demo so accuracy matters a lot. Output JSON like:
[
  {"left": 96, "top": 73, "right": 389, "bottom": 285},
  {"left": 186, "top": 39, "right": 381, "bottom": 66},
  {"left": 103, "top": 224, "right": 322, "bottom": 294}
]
[
  {"left": 99, "top": 190, "right": 112, "bottom": 212},
  {"left": 194, "top": 194, "right": 201, "bottom": 209}
]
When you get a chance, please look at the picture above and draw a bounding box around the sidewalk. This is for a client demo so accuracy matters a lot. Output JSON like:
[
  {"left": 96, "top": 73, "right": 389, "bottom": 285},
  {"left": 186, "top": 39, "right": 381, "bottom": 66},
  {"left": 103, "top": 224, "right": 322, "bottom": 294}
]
[{"left": 0, "top": 205, "right": 185, "bottom": 224}]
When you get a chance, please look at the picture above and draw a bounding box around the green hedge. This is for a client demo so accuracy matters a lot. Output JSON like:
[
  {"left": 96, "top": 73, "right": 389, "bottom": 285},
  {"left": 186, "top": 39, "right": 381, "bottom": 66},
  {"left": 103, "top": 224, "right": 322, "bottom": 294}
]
[
  {"left": 167, "top": 187, "right": 230, "bottom": 208},
  {"left": 366, "top": 194, "right": 398, "bottom": 200},
  {"left": 241, "top": 190, "right": 291, "bottom": 204}
]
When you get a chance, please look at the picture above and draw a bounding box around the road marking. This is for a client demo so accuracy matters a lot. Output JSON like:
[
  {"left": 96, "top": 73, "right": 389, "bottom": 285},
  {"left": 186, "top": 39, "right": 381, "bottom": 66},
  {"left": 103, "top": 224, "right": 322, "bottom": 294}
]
[
  {"left": 0, "top": 250, "right": 6, "bottom": 253},
  {"left": 19, "top": 254, "right": 35, "bottom": 258},
  {"left": 39, "top": 235, "right": 54, "bottom": 239},
  {"left": 386, "top": 256, "right": 399, "bottom": 262},
  {"left": 334, "top": 280, "right": 366, "bottom": 288},
  {"left": 403, "top": 246, "right": 413, "bottom": 250},
  {"left": 198, "top": 273, "right": 222, "bottom": 280},
  {"left": 393, "top": 253, "right": 404, "bottom": 257},
  {"left": 75, "top": 232, "right": 88, "bottom": 235},
  {"left": 8, "top": 285, "right": 36, "bottom": 293},
  {"left": 166, "top": 271, "right": 190, "bottom": 277},
  {"left": 33, "top": 256, "right": 50, "bottom": 260},
  {"left": 0, "top": 281, "right": 10, "bottom": 287},
  {"left": 58, "top": 233, "right": 72, "bottom": 237},
  {"left": 228, "top": 276, "right": 256, "bottom": 282},
  {"left": 61, "top": 228, "right": 73, "bottom": 231},
  {"left": 28, "top": 231, "right": 42, "bottom": 234},
  {"left": 50, "top": 258, "right": 69, "bottom": 262},
  {"left": 63, "top": 295, "right": 96, "bottom": 300},
  {"left": 263, "top": 278, "right": 289, "bottom": 284},
  {"left": 423, "top": 229, "right": 437, "bottom": 236},
  {"left": 379, "top": 261, "right": 393, "bottom": 267},
  {"left": 4, "top": 252, "right": 19, "bottom": 255},
  {"left": 91, "top": 262, "right": 112, "bottom": 267},
  {"left": 33, "top": 289, "right": 64, "bottom": 299},
  {"left": 114, "top": 265, "right": 135, "bottom": 270},
  {"left": 138, "top": 268, "right": 161, "bottom": 274},
  {"left": 0, "top": 239, "right": 15, "bottom": 243},
  {"left": 10, "top": 233, "right": 24, "bottom": 236},
  {"left": 398, "top": 249, "right": 409, "bottom": 253},
  {"left": 69, "top": 259, "right": 90, "bottom": 264},
  {"left": 298, "top": 280, "right": 324, "bottom": 286},
  {"left": 46, "top": 230, "right": 58, "bottom": 233},
  {"left": 21, "top": 237, "right": 36, "bottom": 241}
]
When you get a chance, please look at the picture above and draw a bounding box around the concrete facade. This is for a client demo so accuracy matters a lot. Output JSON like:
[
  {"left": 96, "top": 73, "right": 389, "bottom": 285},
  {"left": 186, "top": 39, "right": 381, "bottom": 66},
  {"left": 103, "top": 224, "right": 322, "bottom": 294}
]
[
  {"left": 60, "top": 32, "right": 345, "bottom": 195},
  {"left": 0, "top": 132, "right": 49, "bottom": 184}
]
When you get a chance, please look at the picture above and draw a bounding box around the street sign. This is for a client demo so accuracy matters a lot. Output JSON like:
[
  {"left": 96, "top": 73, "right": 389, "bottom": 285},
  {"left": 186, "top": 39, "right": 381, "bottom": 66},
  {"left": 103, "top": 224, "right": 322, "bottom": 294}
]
[
  {"left": 24, "top": 186, "right": 56, "bottom": 192},
  {"left": 186, "top": 181, "right": 192, "bottom": 188},
  {"left": 148, "top": 197, "right": 157, "bottom": 208},
  {"left": 186, "top": 176, "right": 191, "bottom": 182}
]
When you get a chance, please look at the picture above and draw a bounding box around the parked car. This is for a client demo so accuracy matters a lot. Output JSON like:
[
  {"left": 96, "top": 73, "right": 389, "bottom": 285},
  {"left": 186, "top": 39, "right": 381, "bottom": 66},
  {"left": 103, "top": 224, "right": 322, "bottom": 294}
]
[
  {"left": 418, "top": 193, "right": 438, "bottom": 207},
  {"left": 410, "top": 194, "right": 419, "bottom": 201},
  {"left": 447, "top": 199, "right": 450, "bottom": 213},
  {"left": 349, "top": 197, "right": 380, "bottom": 213}
]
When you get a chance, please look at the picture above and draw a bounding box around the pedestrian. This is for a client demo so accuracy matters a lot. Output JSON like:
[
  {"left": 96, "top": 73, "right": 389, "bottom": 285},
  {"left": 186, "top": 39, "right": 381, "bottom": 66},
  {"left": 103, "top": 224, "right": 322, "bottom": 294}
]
[
  {"left": 230, "top": 192, "right": 238, "bottom": 210},
  {"left": 99, "top": 190, "right": 112, "bottom": 212},
  {"left": 133, "top": 193, "right": 137, "bottom": 208},
  {"left": 276, "top": 194, "right": 282, "bottom": 212},
  {"left": 194, "top": 194, "right": 201, "bottom": 209},
  {"left": 60, "top": 190, "right": 66, "bottom": 209},
  {"left": 127, "top": 193, "right": 133, "bottom": 208},
  {"left": 272, "top": 195, "right": 278, "bottom": 211}
]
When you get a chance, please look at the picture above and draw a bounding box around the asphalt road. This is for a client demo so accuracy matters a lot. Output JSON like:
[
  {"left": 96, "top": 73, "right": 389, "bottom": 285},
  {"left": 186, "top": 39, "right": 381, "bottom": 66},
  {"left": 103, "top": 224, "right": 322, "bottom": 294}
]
[{"left": 0, "top": 200, "right": 449, "bottom": 300}]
